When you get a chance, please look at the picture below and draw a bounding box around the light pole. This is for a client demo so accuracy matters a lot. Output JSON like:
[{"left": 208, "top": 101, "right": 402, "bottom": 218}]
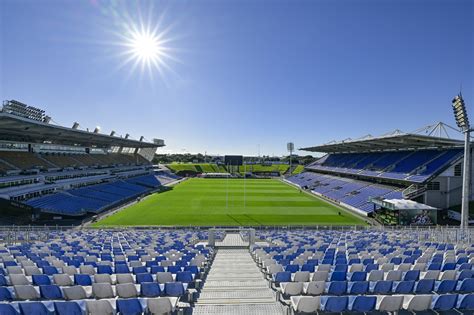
[
  {"left": 287, "top": 142, "right": 294, "bottom": 175},
  {"left": 452, "top": 94, "right": 471, "bottom": 228}
]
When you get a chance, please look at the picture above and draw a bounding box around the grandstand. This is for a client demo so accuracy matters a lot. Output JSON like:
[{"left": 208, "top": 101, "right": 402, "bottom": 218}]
[
  {"left": 0, "top": 100, "right": 175, "bottom": 221},
  {"left": 286, "top": 124, "right": 469, "bottom": 224}
]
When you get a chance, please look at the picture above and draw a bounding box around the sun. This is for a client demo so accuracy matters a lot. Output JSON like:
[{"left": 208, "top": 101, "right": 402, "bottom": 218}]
[{"left": 129, "top": 30, "right": 163, "bottom": 63}]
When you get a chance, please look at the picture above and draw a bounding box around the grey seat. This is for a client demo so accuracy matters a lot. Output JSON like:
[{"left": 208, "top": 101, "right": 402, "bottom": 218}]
[
  {"left": 62, "top": 266, "right": 78, "bottom": 275},
  {"left": 403, "top": 295, "right": 432, "bottom": 311},
  {"left": 94, "top": 274, "right": 113, "bottom": 284},
  {"left": 423, "top": 270, "right": 440, "bottom": 280},
  {"left": 368, "top": 270, "right": 384, "bottom": 281},
  {"left": 9, "top": 274, "right": 30, "bottom": 285},
  {"left": 24, "top": 266, "right": 42, "bottom": 276},
  {"left": 53, "top": 274, "right": 73, "bottom": 286},
  {"left": 312, "top": 271, "right": 328, "bottom": 282},
  {"left": 14, "top": 285, "right": 40, "bottom": 300},
  {"left": 147, "top": 297, "right": 174, "bottom": 315},
  {"left": 80, "top": 265, "right": 96, "bottom": 275},
  {"left": 116, "top": 273, "right": 134, "bottom": 284},
  {"left": 291, "top": 296, "right": 320, "bottom": 313},
  {"left": 6, "top": 266, "right": 23, "bottom": 275},
  {"left": 156, "top": 272, "right": 174, "bottom": 284},
  {"left": 293, "top": 271, "right": 310, "bottom": 282},
  {"left": 386, "top": 270, "right": 402, "bottom": 281},
  {"left": 305, "top": 281, "right": 325, "bottom": 296},
  {"left": 281, "top": 282, "right": 304, "bottom": 296},
  {"left": 63, "top": 286, "right": 88, "bottom": 300},
  {"left": 116, "top": 283, "right": 138, "bottom": 298},
  {"left": 377, "top": 295, "right": 404, "bottom": 312},
  {"left": 86, "top": 299, "right": 115, "bottom": 315},
  {"left": 440, "top": 270, "right": 456, "bottom": 280},
  {"left": 92, "top": 283, "right": 115, "bottom": 299}
]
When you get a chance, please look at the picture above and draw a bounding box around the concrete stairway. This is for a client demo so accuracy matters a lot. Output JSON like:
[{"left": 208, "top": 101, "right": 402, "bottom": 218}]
[{"left": 193, "top": 234, "right": 286, "bottom": 314}]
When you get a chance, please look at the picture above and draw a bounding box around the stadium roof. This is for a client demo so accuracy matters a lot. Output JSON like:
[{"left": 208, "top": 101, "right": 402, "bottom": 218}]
[
  {"left": 301, "top": 122, "right": 465, "bottom": 153},
  {"left": 0, "top": 112, "right": 164, "bottom": 148}
]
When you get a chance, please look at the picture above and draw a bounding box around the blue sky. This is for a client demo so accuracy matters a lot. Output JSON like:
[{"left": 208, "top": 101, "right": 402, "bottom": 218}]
[{"left": 1, "top": 0, "right": 472, "bottom": 156}]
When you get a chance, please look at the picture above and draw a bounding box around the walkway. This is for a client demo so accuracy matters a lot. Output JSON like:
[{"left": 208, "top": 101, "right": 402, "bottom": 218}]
[{"left": 193, "top": 233, "right": 285, "bottom": 314}]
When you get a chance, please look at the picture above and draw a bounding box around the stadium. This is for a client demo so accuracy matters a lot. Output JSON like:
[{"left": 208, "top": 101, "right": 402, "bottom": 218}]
[
  {"left": 0, "top": 99, "right": 474, "bottom": 315},
  {"left": 1, "top": 0, "right": 473, "bottom": 314}
]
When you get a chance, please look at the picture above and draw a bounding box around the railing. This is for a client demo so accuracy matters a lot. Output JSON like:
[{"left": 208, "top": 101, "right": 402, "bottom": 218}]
[{"left": 402, "top": 184, "right": 427, "bottom": 199}]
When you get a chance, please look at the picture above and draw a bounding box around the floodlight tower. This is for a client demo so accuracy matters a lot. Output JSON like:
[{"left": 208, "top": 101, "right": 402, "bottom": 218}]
[
  {"left": 452, "top": 94, "right": 471, "bottom": 228},
  {"left": 287, "top": 142, "right": 294, "bottom": 175}
]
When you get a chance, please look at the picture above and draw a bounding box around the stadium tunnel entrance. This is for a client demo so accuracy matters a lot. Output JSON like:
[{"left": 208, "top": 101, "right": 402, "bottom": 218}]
[{"left": 208, "top": 228, "right": 256, "bottom": 248}]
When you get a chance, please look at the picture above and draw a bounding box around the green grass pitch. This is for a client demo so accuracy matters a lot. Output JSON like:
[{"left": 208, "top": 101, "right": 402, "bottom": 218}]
[{"left": 93, "top": 178, "right": 366, "bottom": 226}]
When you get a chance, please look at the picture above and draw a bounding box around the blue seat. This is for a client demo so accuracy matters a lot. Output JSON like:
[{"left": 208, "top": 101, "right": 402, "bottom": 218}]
[
  {"left": 141, "top": 282, "right": 162, "bottom": 297},
  {"left": 403, "top": 270, "right": 419, "bottom": 281},
  {"left": 132, "top": 266, "right": 147, "bottom": 275},
  {"left": 115, "top": 265, "right": 130, "bottom": 274},
  {"left": 349, "top": 258, "right": 360, "bottom": 265},
  {"left": 350, "top": 271, "right": 366, "bottom": 282},
  {"left": 324, "top": 296, "right": 348, "bottom": 312},
  {"left": 327, "top": 281, "right": 347, "bottom": 295},
  {"left": 184, "top": 266, "right": 199, "bottom": 275},
  {"left": 54, "top": 301, "right": 82, "bottom": 315},
  {"left": 0, "top": 304, "right": 17, "bottom": 315},
  {"left": 146, "top": 261, "right": 159, "bottom": 267},
  {"left": 351, "top": 296, "right": 376, "bottom": 312},
  {"left": 442, "top": 263, "right": 456, "bottom": 271},
  {"left": 176, "top": 271, "right": 193, "bottom": 284},
  {"left": 19, "top": 302, "right": 50, "bottom": 315},
  {"left": 74, "top": 274, "right": 92, "bottom": 286},
  {"left": 334, "top": 264, "right": 348, "bottom": 272},
  {"left": 164, "top": 282, "right": 185, "bottom": 297},
  {"left": 390, "top": 257, "right": 402, "bottom": 265},
  {"left": 136, "top": 273, "right": 153, "bottom": 284},
  {"left": 372, "top": 280, "right": 393, "bottom": 294},
  {"left": 428, "top": 263, "right": 441, "bottom": 270},
  {"left": 459, "top": 278, "right": 474, "bottom": 293},
  {"left": 415, "top": 279, "right": 434, "bottom": 294},
  {"left": 0, "top": 287, "right": 13, "bottom": 301},
  {"left": 167, "top": 266, "right": 181, "bottom": 274},
  {"left": 116, "top": 298, "right": 143, "bottom": 315},
  {"left": 42, "top": 267, "right": 59, "bottom": 276},
  {"left": 458, "top": 294, "right": 474, "bottom": 310},
  {"left": 97, "top": 265, "right": 113, "bottom": 275},
  {"left": 127, "top": 256, "right": 139, "bottom": 262},
  {"left": 32, "top": 275, "right": 51, "bottom": 286},
  {"left": 4, "top": 261, "right": 17, "bottom": 267},
  {"left": 459, "top": 270, "right": 474, "bottom": 280},
  {"left": 273, "top": 272, "right": 291, "bottom": 283},
  {"left": 437, "top": 280, "right": 457, "bottom": 293},
  {"left": 394, "top": 280, "right": 415, "bottom": 294},
  {"left": 300, "top": 264, "right": 315, "bottom": 272},
  {"left": 365, "top": 264, "right": 378, "bottom": 272},
  {"left": 433, "top": 294, "right": 458, "bottom": 311},
  {"left": 40, "top": 285, "right": 63, "bottom": 299},
  {"left": 330, "top": 271, "right": 347, "bottom": 281},
  {"left": 285, "top": 264, "right": 299, "bottom": 273},
  {"left": 0, "top": 276, "right": 7, "bottom": 286},
  {"left": 151, "top": 266, "right": 165, "bottom": 274},
  {"left": 349, "top": 281, "right": 369, "bottom": 294}
]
